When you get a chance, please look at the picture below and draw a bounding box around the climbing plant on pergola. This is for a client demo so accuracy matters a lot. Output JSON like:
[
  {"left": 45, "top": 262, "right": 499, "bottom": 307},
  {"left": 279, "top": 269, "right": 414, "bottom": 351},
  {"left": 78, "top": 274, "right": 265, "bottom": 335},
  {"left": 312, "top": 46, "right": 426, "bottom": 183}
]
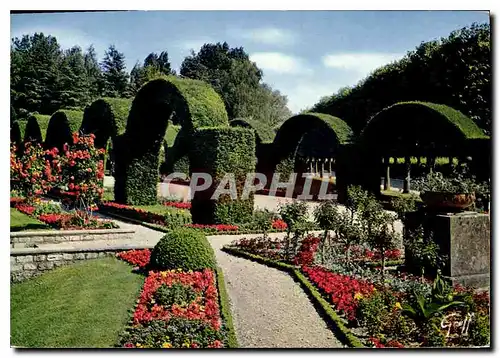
[
  {"left": 270, "top": 112, "right": 353, "bottom": 178},
  {"left": 114, "top": 75, "right": 229, "bottom": 205},
  {"left": 356, "top": 101, "right": 489, "bottom": 194}
]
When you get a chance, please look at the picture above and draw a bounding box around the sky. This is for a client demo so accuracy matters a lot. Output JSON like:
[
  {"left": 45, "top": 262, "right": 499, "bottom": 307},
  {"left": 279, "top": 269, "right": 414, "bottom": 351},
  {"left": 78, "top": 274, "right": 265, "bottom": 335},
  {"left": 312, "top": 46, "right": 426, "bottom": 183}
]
[{"left": 10, "top": 10, "right": 490, "bottom": 114}]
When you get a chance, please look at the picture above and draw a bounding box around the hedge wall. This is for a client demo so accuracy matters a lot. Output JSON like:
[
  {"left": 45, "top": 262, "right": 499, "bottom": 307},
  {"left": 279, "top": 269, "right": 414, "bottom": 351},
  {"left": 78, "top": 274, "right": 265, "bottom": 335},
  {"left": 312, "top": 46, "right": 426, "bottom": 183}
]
[
  {"left": 115, "top": 76, "right": 229, "bottom": 205},
  {"left": 10, "top": 121, "right": 22, "bottom": 146},
  {"left": 80, "top": 98, "right": 132, "bottom": 148},
  {"left": 190, "top": 127, "right": 256, "bottom": 224},
  {"left": 230, "top": 117, "right": 276, "bottom": 143}
]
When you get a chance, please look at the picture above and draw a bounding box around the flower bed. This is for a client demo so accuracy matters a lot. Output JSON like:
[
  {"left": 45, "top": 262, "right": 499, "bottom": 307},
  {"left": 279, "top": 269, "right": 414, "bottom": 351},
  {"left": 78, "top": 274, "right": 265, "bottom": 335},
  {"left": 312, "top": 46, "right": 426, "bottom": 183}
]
[
  {"left": 12, "top": 199, "right": 117, "bottom": 230},
  {"left": 116, "top": 249, "right": 229, "bottom": 349},
  {"left": 185, "top": 224, "right": 239, "bottom": 232},
  {"left": 163, "top": 201, "right": 191, "bottom": 210}
]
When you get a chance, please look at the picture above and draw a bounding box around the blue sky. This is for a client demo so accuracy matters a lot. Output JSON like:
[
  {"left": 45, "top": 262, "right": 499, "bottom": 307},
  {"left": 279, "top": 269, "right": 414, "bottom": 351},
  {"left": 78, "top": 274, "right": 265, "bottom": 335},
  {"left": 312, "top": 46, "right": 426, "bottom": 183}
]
[{"left": 11, "top": 10, "right": 490, "bottom": 113}]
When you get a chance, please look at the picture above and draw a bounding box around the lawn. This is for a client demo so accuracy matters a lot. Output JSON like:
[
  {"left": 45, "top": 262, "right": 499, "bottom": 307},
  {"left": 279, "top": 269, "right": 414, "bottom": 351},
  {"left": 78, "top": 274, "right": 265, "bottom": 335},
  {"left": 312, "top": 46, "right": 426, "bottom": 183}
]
[
  {"left": 11, "top": 257, "right": 144, "bottom": 348},
  {"left": 10, "top": 208, "right": 50, "bottom": 232}
]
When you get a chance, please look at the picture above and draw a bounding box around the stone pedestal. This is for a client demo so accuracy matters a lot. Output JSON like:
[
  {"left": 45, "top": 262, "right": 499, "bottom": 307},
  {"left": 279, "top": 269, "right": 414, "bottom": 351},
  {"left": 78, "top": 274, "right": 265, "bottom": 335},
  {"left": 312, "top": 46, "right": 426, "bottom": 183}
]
[{"left": 404, "top": 210, "right": 490, "bottom": 288}]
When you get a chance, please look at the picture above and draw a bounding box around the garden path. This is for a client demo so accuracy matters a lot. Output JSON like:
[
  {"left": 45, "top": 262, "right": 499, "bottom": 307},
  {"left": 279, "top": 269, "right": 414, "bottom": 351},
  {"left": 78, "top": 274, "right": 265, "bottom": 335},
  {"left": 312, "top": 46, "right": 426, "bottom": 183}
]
[{"left": 208, "top": 234, "right": 345, "bottom": 348}]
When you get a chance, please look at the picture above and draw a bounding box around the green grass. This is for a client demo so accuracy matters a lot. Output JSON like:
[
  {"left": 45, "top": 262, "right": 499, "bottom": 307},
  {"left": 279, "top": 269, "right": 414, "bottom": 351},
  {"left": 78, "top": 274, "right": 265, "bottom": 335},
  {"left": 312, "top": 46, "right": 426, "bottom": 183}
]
[
  {"left": 10, "top": 208, "right": 50, "bottom": 232},
  {"left": 11, "top": 257, "right": 144, "bottom": 348}
]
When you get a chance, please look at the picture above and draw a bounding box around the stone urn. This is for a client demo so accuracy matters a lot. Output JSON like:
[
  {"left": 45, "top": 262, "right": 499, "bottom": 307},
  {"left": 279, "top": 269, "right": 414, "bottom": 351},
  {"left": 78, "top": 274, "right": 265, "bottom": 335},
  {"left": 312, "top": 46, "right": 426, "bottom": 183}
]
[{"left": 420, "top": 191, "right": 476, "bottom": 212}]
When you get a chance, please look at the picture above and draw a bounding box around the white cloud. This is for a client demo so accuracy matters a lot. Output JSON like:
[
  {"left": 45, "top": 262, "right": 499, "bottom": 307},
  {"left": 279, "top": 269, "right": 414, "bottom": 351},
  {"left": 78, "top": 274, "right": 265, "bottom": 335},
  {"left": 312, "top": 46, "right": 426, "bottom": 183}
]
[
  {"left": 250, "top": 52, "right": 310, "bottom": 75},
  {"left": 322, "top": 52, "right": 404, "bottom": 74},
  {"left": 236, "top": 27, "right": 296, "bottom": 45},
  {"left": 11, "top": 26, "right": 107, "bottom": 56}
]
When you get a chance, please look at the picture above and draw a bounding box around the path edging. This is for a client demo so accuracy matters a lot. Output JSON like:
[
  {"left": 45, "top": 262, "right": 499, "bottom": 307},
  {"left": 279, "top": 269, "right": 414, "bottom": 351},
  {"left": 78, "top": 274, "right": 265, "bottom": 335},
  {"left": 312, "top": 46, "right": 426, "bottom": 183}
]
[
  {"left": 215, "top": 266, "right": 239, "bottom": 348},
  {"left": 221, "top": 246, "right": 366, "bottom": 348}
]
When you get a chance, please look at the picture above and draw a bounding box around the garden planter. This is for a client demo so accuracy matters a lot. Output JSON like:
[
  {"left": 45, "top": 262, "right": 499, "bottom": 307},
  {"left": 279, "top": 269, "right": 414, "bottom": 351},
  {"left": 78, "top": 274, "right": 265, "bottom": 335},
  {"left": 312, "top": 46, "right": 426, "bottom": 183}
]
[{"left": 420, "top": 191, "right": 475, "bottom": 212}]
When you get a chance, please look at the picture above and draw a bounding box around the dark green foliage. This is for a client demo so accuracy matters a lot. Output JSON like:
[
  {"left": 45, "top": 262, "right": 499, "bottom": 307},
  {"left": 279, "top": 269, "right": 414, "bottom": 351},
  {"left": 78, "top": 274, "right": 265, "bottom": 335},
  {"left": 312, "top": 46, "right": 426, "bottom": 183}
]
[
  {"left": 80, "top": 97, "right": 132, "bottom": 148},
  {"left": 24, "top": 115, "right": 44, "bottom": 143},
  {"left": 469, "top": 313, "right": 490, "bottom": 346},
  {"left": 190, "top": 127, "right": 256, "bottom": 224},
  {"left": 101, "top": 45, "right": 129, "bottom": 98},
  {"left": 10, "top": 121, "right": 22, "bottom": 146},
  {"left": 312, "top": 23, "right": 491, "bottom": 135},
  {"left": 116, "top": 76, "right": 228, "bottom": 205},
  {"left": 45, "top": 110, "right": 80, "bottom": 150},
  {"left": 230, "top": 117, "right": 275, "bottom": 143},
  {"left": 272, "top": 112, "right": 353, "bottom": 173},
  {"left": 150, "top": 228, "right": 216, "bottom": 271},
  {"left": 10, "top": 105, "right": 17, "bottom": 127},
  {"left": 356, "top": 291, "right": 388, "bottom": 336}
]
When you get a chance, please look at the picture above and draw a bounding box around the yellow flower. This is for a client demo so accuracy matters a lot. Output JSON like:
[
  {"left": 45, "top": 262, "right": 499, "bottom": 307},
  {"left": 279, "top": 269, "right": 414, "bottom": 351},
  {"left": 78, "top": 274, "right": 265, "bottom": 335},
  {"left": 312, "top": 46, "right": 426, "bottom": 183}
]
[
  {"left": 161, "top": 271, "right": 168, "bottom": 277},
  {"left": 162, "top": 342, "right": 172, "bottom": 348},
  {"left": 136, "top": 343, "right": 142, "bottom": 348},
  {"left": 182, "top": 342, "right": 190, "bottom": 348},
  {"left": 354, "top": 292, "right": 363, "bottom": 300},
  {"left": 395, "top": 302, "right": 402, "bottom": 310}
]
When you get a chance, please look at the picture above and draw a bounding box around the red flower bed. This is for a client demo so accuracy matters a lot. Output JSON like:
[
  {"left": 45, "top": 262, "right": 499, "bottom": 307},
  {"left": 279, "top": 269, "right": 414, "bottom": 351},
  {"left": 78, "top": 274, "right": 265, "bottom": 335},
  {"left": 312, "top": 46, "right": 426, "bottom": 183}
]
[
  {"left": 369, "top": 337, "right": 404, "bottom": 348},
  {"left": 36, "top": 212, "right": 116, "bottom": 230},
  {"left": 117, "top": 249, "right": 151, "bottom": 269},
  {"left": 163, "top": 201, "right": 191, "bottom": 209},
  {"left": 100, "top": 202, "right": 167, "bottom": 225},
  {"left": 15, "top": 203, "right": 35, "bottom": 216},
  {"left": 271, "top": 219, "right": 287, "bottom": 230},
  {"left": 133, "top": 269, "right": 221, "bottom": 331},
  {"left": 293, "top": 236, "right": 320, "bottom": 266},
  {"left": 10, "top": 197, "right": 24, "bottom": 207},
  {"left": 302, "top": 266, "right": 375, "bottom": 321},
  {"left": 185, "top": 224, "right": 239, "bottom": 232}
]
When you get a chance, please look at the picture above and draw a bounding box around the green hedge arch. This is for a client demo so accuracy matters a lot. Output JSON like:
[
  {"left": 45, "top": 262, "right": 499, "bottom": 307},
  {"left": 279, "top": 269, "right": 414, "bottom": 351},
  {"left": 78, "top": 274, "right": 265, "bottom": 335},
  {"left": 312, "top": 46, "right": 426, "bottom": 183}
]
[
  {"left": 271, "top": 112, "right": 353, "bottom": 175},
  {"left": 116, "top": 76, "right": 229, "bottom": 205},
  {"left": 230, "top": 118, "right": 276, "bottom": 143},
  {"left": 44, "top": 110, "right": 83, "bottom": 151},
  {"left": 359, "top": 101, "right": 489, "bottom": 156},
  {"left": 80, "top": 97, "right": 132, "bottom": 148}
]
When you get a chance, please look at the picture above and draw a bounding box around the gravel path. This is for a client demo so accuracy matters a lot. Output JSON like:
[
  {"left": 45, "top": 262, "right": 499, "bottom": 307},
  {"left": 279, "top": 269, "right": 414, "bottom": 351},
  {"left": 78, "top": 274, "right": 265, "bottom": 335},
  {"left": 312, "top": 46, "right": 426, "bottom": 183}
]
[{"left": 208, "top": 234, "right": 345, "bottom": 348}]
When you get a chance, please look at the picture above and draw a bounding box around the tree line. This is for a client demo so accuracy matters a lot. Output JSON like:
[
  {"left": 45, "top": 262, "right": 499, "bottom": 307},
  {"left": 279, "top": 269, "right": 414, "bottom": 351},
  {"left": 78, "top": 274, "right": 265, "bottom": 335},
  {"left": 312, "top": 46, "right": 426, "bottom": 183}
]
[
  {"left": 310, "top": 22, "right": 491, "bottom": 135},
  {"left": 10, "top": 33, "right": 292, "bottom": 129}
]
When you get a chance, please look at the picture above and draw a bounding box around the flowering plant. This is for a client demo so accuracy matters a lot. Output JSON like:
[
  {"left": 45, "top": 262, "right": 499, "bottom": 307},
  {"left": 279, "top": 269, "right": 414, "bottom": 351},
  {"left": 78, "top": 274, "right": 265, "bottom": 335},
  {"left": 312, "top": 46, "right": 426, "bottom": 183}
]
[
  {"left": 185, "top": 224, "right": 239, "bottom": 232},
  {"left": 10, "top": 142, "right": 62, "bottom": 203},
  {"left": 271, "top": 219, "right": 288, "bottom": 230},
  {"left": 117, "top": 249, "right": 151, "bottom": 269},
  {"left": 293, "top": 236, "right": 320, "bottom": 266}
]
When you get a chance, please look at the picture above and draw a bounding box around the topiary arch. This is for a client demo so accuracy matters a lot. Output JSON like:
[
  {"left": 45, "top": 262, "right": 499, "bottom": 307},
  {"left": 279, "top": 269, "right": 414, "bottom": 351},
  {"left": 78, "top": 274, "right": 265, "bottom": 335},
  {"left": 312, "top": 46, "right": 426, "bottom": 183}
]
[
  {"left": 24, "top": 115, "right": 45, "bottom": 143},
  {"left": 359, "top": 101, "right": 489, "bottom": 156},
  {"left": 80, "top": 97, "right": 132, "bottom": 149},
  {"left": 271, "top": 112, "right": 353, "bottom": 176},
  {"left": 115, "top": 76, "right": 229, "bottom": 205}
]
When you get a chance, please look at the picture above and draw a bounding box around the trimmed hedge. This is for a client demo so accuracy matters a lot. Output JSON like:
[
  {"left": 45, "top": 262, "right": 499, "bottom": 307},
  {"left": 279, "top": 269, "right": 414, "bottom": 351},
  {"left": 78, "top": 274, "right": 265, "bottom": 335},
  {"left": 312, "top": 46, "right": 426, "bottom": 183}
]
[
  {"left": 230, "top": 117, "right": 276, "bottom": 143},
  {"left": 44, "top": 111, "right": 73, "bottom": 151},
  {"left": 271, "top": 112, "right": 353, "bottom": 175},
  {"left": 80, "top": 98, "right": 132, "bottom": 148},
  {"left": 116, "top": 76, "right": 229, "bottom": 205},
  {"left": 149, "top": 227, "right": 216, "bottom": 271},
  {"left": 215, "top": 267, "right": 239, "bottom": 348},
  {"left": 10, "top": 121, "right": 22, "bottom": 146},
  {"left": 360, "top": 101, "right": 489, "bottom": 150},
  {"left": 24, "top": 115, "right": 44, "bottom": 143},
  {"left": 190, "top": 127, "right": 256, "bottom": 224},
  {"left": 221, "top": 247, "right": 365, "bottom": 348}
]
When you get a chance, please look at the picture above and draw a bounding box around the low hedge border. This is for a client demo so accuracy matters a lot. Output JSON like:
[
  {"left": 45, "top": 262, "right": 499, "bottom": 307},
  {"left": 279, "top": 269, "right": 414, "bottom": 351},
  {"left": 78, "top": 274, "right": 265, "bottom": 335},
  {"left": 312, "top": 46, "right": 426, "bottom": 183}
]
[
  {"left": 221, "top": 246, "right": 365, "bottom": 348},
  {"left": 98, "top": 209, "right": 292, "bottom": 236},
  {"left": 215, "top": 266, "right": 239, "bottom": 348}
]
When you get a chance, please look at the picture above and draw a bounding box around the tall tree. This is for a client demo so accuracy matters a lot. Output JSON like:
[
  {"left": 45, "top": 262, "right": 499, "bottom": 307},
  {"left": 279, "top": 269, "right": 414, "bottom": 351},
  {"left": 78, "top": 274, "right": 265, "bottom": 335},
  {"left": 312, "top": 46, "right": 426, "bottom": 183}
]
[
  {"left": 56, "top": 46, "right": 90, "bottom": 109},
  {"left": 180, "top": 42, "right": 263, "bottom": 120},
  {"left": 100, "top": 45, "right": 129, "bottom": 98},
  {"left": 84, "top": 45, "right": 103, "bottom": 99},
  {"left": 11, "top": 33, "right": 63, "bottom": 115}
]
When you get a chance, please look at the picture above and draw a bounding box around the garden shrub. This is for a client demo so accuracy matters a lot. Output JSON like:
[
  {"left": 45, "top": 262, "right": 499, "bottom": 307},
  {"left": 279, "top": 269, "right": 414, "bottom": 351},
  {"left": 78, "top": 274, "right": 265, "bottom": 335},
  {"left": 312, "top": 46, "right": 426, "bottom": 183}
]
[
  {"left": 469, "top": 313, "right": 490, "bottom": 346},
  {"left": 24, "top": 115, "right": 44, "bottom": 143},
  {"left": 230, "top": 117, "right": 276, "bottom": 143},
  {"left": 190, "top": 127, "right": 256, "bottom": 224},
  {"left": 150, "top": 227, "right": 216, "bottom": 271},
  {"left": 44, "top": 111, "right": 73, "bottom": 151},
  {"left": 115, "top": 76, "right": 228, "bottom": 205},
  {"left": 10, "top": 121, "right": 22, "bottom": 147}
]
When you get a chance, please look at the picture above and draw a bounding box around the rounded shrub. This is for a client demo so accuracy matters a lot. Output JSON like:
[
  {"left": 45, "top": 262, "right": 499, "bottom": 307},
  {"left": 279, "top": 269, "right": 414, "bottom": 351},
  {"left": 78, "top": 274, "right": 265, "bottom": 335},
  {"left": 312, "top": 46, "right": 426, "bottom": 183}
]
[{"left": 150, "top": 227, "right": 216, "bottom": 271}]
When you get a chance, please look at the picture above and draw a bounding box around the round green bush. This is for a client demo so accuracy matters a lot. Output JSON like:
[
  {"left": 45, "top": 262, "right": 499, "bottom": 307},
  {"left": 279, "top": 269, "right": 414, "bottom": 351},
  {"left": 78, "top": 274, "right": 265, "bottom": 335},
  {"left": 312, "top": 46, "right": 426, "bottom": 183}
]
[{"left": 150, "top": 228, "right": 216, "bottom": 271}]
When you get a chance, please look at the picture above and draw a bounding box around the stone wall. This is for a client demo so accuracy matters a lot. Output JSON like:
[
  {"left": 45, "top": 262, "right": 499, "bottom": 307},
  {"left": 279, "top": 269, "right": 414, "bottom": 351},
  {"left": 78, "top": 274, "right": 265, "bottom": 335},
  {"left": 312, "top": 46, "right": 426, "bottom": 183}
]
[
  {"left": 10, "top": 245, "right": 150, "bottom": 283},
  {"left": 11, "top": 228, "right": 135, "bottom": 248}
]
